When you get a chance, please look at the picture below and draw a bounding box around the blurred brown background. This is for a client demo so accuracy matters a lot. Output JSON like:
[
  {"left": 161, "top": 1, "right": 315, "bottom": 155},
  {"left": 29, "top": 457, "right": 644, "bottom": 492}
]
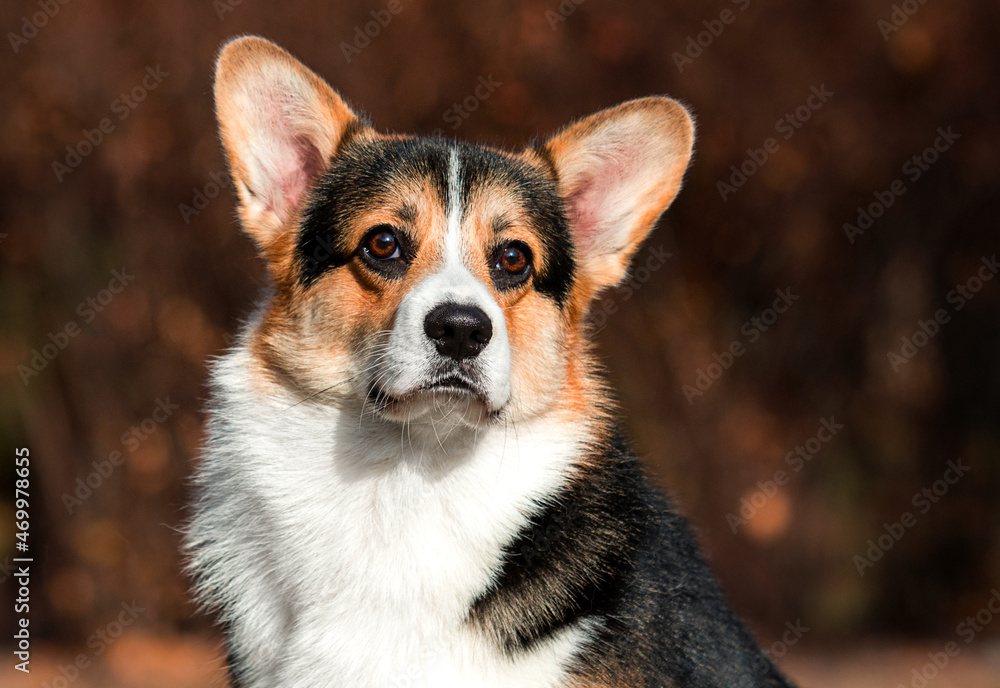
[{"left": 2, "top": 0, "right": 999, "bottom": 686}]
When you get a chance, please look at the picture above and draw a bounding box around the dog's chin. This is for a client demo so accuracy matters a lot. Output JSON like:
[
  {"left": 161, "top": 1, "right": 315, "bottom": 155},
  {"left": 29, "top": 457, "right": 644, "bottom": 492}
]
[{"left": 370, "top": 378, "right": 499, "bottom": 428}]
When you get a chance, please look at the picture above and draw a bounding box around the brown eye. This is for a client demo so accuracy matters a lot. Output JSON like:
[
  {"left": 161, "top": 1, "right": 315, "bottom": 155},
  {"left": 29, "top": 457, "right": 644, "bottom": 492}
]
[
  {"left": 358, "top": 225, "right": 409, "bottom": 279},
  {"left": 491, "top": 241, "right": 533, "bottom": 290},
  {"left": 364, "top": 227, "right": 399, "bottom": 261},
  {"left": 499, "top": 244, "right": 528, "bottom": 274}
]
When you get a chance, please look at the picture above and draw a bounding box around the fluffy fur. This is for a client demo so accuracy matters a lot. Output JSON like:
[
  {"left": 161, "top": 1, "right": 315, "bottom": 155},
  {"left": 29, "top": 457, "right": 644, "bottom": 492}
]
[{"left": 185, "top": 35, "right": 797, "bottom": 688}]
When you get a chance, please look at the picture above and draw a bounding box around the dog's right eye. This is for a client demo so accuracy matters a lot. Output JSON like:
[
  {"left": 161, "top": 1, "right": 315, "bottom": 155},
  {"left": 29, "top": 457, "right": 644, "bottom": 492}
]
[{"left": 358, "top": 225, "right": 409, "bottom": 278}]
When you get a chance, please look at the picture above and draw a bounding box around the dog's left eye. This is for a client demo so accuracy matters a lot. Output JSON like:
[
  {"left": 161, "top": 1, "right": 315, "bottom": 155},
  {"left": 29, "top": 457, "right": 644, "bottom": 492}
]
[
  {"left": 363, "top": 226, "right": 400, "bottom": 261},
  {"left": 499, "top": 245, "right": 528, "bottom": 274},
  {"left": 491, "top": 241, "right": 533, "bottom": 289}
]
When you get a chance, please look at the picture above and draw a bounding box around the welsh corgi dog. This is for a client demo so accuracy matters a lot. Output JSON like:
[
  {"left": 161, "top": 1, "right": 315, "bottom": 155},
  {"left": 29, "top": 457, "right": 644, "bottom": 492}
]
[{"left": 186, "top": 35, "right": 797, "bottom": 688}]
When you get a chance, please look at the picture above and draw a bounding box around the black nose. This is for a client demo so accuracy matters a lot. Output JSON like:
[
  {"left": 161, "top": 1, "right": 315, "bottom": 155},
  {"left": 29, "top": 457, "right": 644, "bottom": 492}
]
[{"left": 424, "top": 303, "right": 493, "bottom": 361}]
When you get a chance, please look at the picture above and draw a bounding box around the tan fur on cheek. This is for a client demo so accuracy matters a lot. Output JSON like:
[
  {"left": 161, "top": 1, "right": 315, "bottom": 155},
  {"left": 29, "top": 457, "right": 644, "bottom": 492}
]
[
  {"left": 501, "top": 291, "right": 568, "bottom": 419},
  {"left": 247, "top": 269, "right": 398, "bottom": 402}
]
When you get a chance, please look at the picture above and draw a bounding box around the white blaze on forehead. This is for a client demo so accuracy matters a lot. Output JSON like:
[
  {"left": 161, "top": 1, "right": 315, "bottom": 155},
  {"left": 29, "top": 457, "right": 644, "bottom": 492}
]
[
  {"left": 445, "top": 146, "right": 464, "bottom": 266},
  {"left": 432, "top": 146, "right": 490, "bottom": 302},
  {"left": 432, "top": 145, "right": 480, "bottom": 296}
]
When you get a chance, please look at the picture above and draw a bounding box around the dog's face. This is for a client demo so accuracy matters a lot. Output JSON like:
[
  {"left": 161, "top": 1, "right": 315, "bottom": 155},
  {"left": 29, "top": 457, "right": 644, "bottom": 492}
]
[
  {"left": 215, "top": 37, "right": 693, "bottom": 428},
  {"left": 287, "top": 136, "right": 577, "bottom": 426}
]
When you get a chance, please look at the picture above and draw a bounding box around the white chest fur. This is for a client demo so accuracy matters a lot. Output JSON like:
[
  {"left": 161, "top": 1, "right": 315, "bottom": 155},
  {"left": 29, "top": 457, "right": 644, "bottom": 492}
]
[{"left": 188, "top": 347, "right": 593, "bottom": 688}]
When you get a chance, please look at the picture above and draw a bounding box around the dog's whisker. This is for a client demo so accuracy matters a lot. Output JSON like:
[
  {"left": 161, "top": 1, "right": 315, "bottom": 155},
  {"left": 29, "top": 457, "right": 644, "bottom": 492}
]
[{"left": 283, "top": 376, "right": 357, "bottom": 410}]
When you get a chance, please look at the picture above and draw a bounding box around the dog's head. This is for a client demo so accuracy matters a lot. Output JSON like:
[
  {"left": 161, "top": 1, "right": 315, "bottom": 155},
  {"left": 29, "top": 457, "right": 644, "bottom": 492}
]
[{"left": 215, "top": 36, "right": 693, "bottom": 428}]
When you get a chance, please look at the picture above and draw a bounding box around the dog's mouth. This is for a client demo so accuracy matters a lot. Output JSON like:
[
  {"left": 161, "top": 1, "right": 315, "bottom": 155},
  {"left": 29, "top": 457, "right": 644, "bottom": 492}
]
[
  {"left": 366, "top": 374, "right": 496, "bottom": 416},
  {"left": 418, "top": 374, "right": 480, "bottom": 396}
]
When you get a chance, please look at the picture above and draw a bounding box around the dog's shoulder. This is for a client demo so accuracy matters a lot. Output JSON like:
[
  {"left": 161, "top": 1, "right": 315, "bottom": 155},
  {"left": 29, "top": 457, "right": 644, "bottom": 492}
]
[{"left": 472, "top": 419, "right": 795, "bottom": 686}]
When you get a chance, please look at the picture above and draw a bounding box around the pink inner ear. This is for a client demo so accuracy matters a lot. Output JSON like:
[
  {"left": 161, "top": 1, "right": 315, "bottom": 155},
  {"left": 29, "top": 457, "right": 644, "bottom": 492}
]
[
  {"left": 566, "top": 182, "right": 608, "bottom": 252},
  {"left": 275, "top": 135, "right": 323, "bottom": 213},
  {"left": 565, "top": 141, "right": 639, "bottom": 256},
  {"left": 255, "top": 87, "right": 327, "bottom": 218}
]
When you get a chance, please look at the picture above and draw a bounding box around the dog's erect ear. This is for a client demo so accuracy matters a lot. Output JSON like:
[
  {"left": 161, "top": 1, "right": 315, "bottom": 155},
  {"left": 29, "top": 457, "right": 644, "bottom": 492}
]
[
  {"left": 538, "top": 98, "right": 694, "bottom": 296},
  {"left": 215, "top": 36, "right": 359, "bottom": 250}
]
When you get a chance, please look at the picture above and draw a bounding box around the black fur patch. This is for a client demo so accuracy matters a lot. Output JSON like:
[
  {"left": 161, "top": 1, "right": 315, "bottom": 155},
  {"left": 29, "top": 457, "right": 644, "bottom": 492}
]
[
  {"left": 297, "top": 137, "right": 450, "bottom": 286},
  {"left": 468, "top": 422, "right": 798, "bottom": 687},
  {"left": 468, "top": 427, "right": 649, "bottom": 652}
]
